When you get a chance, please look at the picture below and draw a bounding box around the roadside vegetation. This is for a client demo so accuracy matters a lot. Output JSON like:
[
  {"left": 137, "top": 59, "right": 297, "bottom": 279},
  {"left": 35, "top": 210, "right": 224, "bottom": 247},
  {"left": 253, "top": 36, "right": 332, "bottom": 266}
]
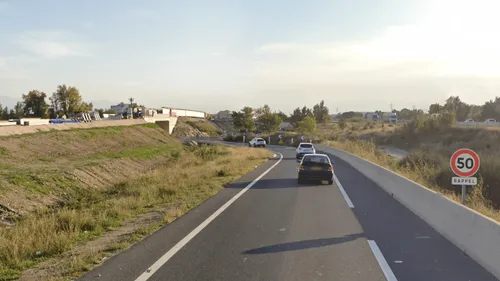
[
  {"left": 222, "top": 96, "right": 500, "bottom": 222},
  {"left": 172, "top": 117, "right": 221, "bottom": 137},
  {"left": 0, "top": 123, "right": 271, "bottom": 280}
]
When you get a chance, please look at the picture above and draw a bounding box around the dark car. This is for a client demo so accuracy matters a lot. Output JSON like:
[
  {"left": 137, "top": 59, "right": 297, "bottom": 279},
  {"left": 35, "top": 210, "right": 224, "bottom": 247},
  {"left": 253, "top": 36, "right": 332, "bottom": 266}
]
[{"left": 297, "top": 154, "right": 334, "bottom": 185}]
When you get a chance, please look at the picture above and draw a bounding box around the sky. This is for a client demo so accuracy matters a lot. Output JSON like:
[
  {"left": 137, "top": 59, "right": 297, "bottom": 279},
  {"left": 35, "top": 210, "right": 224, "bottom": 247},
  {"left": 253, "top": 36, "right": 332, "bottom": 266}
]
[{"left": 1, "top": 0, "right": 500, "bottom": 114}]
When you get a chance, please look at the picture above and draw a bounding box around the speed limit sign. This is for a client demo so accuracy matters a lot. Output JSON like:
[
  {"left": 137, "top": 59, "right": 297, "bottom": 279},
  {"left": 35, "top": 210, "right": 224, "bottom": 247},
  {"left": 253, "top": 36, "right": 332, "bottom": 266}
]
[{"left": 450, "top": 148, "right": 480, "bottom": 186}]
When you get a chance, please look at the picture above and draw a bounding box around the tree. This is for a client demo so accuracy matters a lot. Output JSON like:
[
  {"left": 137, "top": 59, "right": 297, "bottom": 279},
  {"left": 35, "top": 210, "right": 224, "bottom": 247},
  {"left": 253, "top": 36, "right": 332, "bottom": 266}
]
[
  {"left": 313, "top": 100, "right": 330, "bottom": 124},
  {"left": 428, "top": 103, "right": 442, "bottom": 114},
  {"left": 298, "top": 115, "right": 317, "bottom": 133},
  {"left": 482, "top": 97, "right": 500, "bottom": 120},
  {"left": 22, "top": 90, "right": 49, "bottom": 118},
  {"left": 8, "top": 109, "right": 16, "bottom": 119},
  {"left": 14, "top": 101, "right": 24, "bottom": 119},
  {"left": 340, "top": 111, "right": 363, "bottom": 119},
  {"left": 2, "top": 107, "right": 9, "bottom": 120},
  {"left": 255, "top": 104, "right": 271, "bottom": 115},
  {"left": 443, "top": 96, "right": 470, "bottom": 121},
  {"left": 232, "top": 106, "right": 255, "bottom": 132},
  {"left": 257, "top": 112, "right": 284, "bottom": 132},
  {"left": 276, "top": 111, "right": 288, "bottom": 122},
  {"left": 52, "top": 84, "right": 90, "bottom": 117},
  {"left": 289, "top": 107, "right": 303, "bottom": 127},
  {"left": 289, "top": 106, "right": 313, "bottom": 126}
]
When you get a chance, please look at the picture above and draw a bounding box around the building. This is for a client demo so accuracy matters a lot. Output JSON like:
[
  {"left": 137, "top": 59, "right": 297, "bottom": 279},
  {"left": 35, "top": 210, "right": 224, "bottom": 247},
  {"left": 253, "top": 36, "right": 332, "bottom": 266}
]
[
  {"left": 110, "top": 102, "right": 137, "bottom": 115},
  {"left": 364, "top": 112, "right": 380, "bottom": 121},
  {"left": 278, "top": 121, "right": 294, "bottom": 130},
  {"left": 214, "top": 110, "right": 233, "bottom": 122}
]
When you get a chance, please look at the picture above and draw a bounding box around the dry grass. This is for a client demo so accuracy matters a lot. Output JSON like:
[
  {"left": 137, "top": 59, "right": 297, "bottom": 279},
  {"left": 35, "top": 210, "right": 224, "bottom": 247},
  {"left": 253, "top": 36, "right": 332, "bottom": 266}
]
[
  {"left": 172, "top": 117, "right": 221, "bottom": 137},
  {"left": 0, "top": 145, "right": 271, "bottom": 280},
  {"left": 0, "top": 123, "right": 271, "bottom": 280},
  {"left": 328, "top": 139, "right": 500, "bottom": 222}
]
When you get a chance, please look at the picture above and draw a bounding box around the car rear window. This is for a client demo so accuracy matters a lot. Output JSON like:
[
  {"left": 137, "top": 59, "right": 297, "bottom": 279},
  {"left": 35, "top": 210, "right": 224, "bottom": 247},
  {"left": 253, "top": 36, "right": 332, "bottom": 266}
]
[
  {"left": 300, "top": 144, "right": 313, "bottom": 148},
  {"left": 302, "top": 155, "right": 329, "bottom": 164},
  {"left": 256, "top": 138, "right": 264, "bottom": 141}
]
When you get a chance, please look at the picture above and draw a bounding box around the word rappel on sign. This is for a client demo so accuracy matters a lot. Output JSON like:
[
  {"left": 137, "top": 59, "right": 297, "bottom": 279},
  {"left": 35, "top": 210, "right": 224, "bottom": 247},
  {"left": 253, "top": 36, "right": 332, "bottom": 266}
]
[{"left": 452, "top": 177, "right": 477, "bottom": 185}]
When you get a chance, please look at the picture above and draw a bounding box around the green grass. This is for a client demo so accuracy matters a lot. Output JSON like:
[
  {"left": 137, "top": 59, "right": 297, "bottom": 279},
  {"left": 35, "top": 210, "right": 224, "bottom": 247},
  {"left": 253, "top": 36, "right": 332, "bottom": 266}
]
[
  {"left": 0, "top": 146, "right": 8, "bottom": 156},
  {"left": 0, "top": 146, "right": 272, "bottom": 280},
  {"left": 91, "top": 144, "right": 181, "bottom": 160}
]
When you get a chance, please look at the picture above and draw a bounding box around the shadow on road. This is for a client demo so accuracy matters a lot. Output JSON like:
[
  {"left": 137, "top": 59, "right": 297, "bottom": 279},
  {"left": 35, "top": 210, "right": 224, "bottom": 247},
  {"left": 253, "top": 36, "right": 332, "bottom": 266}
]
[{"left": 242, "top": 233, "right": 364, "bottom": 254}]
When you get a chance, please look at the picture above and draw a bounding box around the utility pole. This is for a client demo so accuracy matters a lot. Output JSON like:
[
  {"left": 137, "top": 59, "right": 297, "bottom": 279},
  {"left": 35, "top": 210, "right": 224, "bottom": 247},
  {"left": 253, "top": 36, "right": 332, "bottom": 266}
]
[{"left": 390, "top": 103, "right": 393, "bottom": 112}]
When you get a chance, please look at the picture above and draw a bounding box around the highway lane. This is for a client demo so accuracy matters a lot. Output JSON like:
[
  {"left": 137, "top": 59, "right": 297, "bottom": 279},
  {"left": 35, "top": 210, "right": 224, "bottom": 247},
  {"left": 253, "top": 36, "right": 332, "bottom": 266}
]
[{"left": 78, "top": 145, "right": 499, "bottom": 281}]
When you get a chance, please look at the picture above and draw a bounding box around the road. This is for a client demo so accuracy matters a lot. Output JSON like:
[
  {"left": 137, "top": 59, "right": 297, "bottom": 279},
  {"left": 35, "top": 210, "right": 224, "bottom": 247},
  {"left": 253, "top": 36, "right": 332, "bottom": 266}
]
[{"left": 78, "top": 145, "right": 499, "bottom": 281}]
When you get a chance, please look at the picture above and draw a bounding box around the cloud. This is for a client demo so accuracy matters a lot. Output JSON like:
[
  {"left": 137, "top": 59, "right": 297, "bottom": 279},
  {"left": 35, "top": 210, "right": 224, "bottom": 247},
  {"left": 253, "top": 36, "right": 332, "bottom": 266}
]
[
  {"left": 253, "top": 0, "right": 500, "bottom": 85},
  {"left": 14, "top": 30, "right": 95, "bottom": 59}
]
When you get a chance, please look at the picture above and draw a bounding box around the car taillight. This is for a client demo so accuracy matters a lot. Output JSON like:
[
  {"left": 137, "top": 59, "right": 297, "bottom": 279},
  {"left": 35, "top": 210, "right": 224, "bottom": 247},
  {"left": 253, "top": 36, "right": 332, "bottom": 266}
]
[
  {"left": 328, "top": 165, "right": 333, "bottom": 171},
  {"left": 299, "top": 164, "right": 304, "bottom": 170}
]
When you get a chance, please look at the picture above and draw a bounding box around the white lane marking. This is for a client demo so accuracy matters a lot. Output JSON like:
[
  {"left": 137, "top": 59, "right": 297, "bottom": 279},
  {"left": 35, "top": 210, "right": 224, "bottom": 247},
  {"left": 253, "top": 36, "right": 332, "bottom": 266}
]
[
  {"left": 134, "top": 152, "right": 284, "bottom": 281},
  {"left": 367, "top": 240, "right": 398, "bottom": 281},
  {"left": 333, "top": 174, "right": 354, "bottom": 208}
]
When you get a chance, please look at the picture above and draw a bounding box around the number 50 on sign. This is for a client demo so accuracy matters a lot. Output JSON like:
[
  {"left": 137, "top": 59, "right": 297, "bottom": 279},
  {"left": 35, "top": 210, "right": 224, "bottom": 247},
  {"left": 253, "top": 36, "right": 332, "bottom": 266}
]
[{"left": 450, "top": 148, "right": 480, "bottom": 186}]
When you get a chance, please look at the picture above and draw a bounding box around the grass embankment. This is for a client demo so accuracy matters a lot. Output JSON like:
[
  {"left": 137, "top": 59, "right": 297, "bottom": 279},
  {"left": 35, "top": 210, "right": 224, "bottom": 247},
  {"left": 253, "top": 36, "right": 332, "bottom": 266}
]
[
  {"left": 0, "top": 124, "right": 271, "bottom": 280},
  {"left": 327, "top": 120, "right": 500, "bottom": 223},
  {"left": 172, "top": 117, "right": 221, "bottom": 137}
]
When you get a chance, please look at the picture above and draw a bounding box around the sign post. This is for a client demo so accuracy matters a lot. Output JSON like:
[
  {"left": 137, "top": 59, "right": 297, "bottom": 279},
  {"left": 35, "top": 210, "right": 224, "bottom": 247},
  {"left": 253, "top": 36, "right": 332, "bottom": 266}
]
[{"left": 450, "top": 148, "right": 480, "bottom": 205}]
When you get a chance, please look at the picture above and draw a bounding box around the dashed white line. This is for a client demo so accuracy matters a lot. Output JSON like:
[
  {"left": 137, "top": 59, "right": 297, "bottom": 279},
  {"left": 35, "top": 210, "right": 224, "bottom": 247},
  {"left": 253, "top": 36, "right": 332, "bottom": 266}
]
[
  {"left": 134, "top": 152, "right": 284, "bottom": 281},
  {"left": 367, "top": 240, "right": 398, "bottom": 281},
  {"left": 333, "top": 174, "right": 354, "bottom": 208}
]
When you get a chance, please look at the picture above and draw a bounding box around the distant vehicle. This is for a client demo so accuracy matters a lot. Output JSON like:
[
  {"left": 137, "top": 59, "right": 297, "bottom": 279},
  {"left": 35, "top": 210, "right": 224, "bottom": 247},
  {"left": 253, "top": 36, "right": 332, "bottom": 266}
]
[
  {"left": 297, "top": 154, "right": 334, "bottom": 185},
  {"left": 388, "top": 112, "right": 398, "bottom": 124},
  {"left": 249, "top": 137, "right": 266, "bottom": 147},
  {"left": 296, "top": 142, "right": 316, "bottom": 159},
  {"left": 465, "top": 119, "right": 474, "bottom": 123},
  {"left": 485, "top": 118, "right": 497, "bottom": 124}
]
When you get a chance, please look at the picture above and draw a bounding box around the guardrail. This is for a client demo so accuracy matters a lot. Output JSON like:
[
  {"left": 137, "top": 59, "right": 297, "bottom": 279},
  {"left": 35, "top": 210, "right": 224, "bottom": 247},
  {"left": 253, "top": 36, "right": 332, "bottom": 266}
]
[{"left": 315, "top": 144, "right": 500, "bottom": 280}]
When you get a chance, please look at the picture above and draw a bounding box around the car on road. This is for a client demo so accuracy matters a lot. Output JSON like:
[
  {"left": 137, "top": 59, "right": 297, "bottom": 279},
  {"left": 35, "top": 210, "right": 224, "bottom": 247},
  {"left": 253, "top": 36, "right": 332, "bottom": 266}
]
[
  {"left": 296, "top": 142, "right": 316, "bottom": 159},
  {"left": 249, "top": 137, "right": 266, "bottom": 147},
  {"left": 297, "top": 154, "right": 334, "bottom": 185}
]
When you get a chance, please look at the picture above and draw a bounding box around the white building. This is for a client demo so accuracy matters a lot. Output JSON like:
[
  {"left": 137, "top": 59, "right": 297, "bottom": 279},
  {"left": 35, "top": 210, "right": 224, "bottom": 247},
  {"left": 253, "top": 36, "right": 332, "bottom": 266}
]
[{"left": 110, "top": 102, "right": 137, "bottom": 115}]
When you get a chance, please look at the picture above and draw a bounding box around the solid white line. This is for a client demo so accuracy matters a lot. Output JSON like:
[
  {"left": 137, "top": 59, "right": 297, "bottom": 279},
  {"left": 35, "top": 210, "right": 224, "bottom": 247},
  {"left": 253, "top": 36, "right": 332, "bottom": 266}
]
[
  {"left": 333, "top": 174, "right": 354, "bottom": 208},
  {"left": 367, "top": 240, "right": 398, "bottom": 281},
  {"left": 134, "top": 152, "right": 284, "bottom": 281}
]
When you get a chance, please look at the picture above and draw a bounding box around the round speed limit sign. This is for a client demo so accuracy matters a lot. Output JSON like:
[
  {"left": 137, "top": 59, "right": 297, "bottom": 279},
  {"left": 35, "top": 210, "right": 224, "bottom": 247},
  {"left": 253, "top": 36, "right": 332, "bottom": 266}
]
[{"left": 450, "top": 148, "right": 480, "bottom": 177}]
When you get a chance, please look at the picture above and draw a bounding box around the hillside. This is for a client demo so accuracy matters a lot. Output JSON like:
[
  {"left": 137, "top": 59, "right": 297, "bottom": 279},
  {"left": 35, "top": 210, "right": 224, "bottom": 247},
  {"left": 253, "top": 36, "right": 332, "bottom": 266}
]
[
  {"left": 0, "top": 123, "right": 271, "bottom": 280},
  {"left": 172, "top": 117, "right": 222, "bottom": 137}
]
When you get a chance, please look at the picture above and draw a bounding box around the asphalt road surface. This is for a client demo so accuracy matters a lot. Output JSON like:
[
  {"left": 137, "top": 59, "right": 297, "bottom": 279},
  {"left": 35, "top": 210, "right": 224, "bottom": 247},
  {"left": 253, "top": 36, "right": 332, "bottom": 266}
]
[{"left": 78, "top": 145, "right": 499, "bottom": 281}]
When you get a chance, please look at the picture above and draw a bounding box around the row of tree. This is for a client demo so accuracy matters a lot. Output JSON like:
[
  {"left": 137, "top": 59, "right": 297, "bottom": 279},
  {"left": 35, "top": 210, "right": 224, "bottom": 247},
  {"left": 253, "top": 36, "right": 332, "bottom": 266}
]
[
  {"left": 232, "top": 100, "right": 330, "bottom": 133},
  {"left": 0, "top": 85, "right": 94, "bottom": 120},
  {"left": 429, "top": 96, "right": 500, "bottom": 121}
]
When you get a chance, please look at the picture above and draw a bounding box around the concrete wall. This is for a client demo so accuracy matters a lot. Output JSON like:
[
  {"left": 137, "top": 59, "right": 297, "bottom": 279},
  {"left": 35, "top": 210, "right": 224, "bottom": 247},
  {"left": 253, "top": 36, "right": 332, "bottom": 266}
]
[
  {"left": 144, "top": 116, "right": 178, "bottom": 134},
  {"left": 316, "top": 144, "right": 500, "bottom": 280},
  {"left": 0, "top": 119, "right": 148, "bottom": 136}
]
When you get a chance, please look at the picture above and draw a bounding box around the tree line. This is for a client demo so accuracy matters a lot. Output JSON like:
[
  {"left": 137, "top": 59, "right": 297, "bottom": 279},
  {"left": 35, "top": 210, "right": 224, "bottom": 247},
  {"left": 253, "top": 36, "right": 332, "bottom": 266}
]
[
  {"left": 231, "top": 100, "right": 330, "bottom": 133},
  {"left": 0, "top": 85, "right": 94, "bottom": 120},
  {"left": 428, "top": 96, "right": 500, "bottom": 121}
]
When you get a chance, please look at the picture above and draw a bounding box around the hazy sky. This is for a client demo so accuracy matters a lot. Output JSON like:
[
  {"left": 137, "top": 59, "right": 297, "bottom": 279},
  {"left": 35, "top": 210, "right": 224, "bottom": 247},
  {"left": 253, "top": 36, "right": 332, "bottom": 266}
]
[{"left": 1, "top": 0, "right": 500, "bottom": 113}]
